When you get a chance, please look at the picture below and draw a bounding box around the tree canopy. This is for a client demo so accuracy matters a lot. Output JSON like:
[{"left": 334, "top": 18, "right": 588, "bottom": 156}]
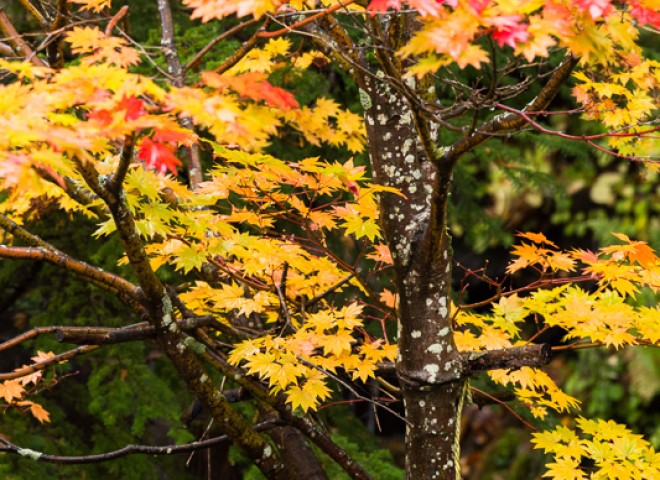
[{"left": 0, "top": 0, "right": 658, "bottom": 479}]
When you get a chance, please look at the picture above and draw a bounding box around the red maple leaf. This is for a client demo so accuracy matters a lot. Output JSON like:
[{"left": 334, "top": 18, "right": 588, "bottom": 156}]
[
  {"left": 153, "top": 129, "right": 194, "bottom": 145},
  {"left": 137, "top": 137, "right": 182, "bottom": 175},
  {"left": 117, "top": 95, "right": 146, "bottom": 121},
  {"left": 203, "top": 72, "right": 299, "bottom": 110},
  {"left": 87, "top": 108, "right": 113, "bottom": 126},
  {"left": 629, "top": 1, "right": 660, "bottom": 27},
  {"left": 490, "top": 16, "right": 530, "bottom": 49},
  {"left": 258, "top": 81, "right": 299, "bottom": 110}
]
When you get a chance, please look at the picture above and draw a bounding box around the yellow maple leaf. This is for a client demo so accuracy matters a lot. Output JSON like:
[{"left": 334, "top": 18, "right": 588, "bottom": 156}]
[
  {"left": 321, "top": 331, "right": 354, "bottom": 356},
  {"left": 285, "top": 384, "right": 317, "bottom": 412},
  {"left": 340, "top": 216, "right": 381, "bottom": 242},
  {"left": 69, "top": 0, "right": 112, "bottom": 12},
  {"left": 16, "top": 400, "right": 51, "bottom": 423},
  {"left": 542, "top": 457, "right": 586, "bottom": 480},
  {"left": 379, "top": 289, "right": 398, "bottom": 309},
  {"left": 0, "top": 380, "right": 25, "bottom": 403}
]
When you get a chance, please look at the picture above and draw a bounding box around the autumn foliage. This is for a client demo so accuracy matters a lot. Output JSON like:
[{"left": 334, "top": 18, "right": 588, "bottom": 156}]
[{"left": 0, "top": 0, "right": 659, "bottom": 478}]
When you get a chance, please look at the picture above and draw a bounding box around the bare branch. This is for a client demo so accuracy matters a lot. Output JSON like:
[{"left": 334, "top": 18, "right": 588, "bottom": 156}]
[
  {"left": 47, "top": 0, "right": 68, "bottom": 69},
  {"left": 210, "top": 20, "right": 269, "bottom": 76},
  {"left": 108, "top": 135, "right": 135, "bottom": 194},
  {"left": 0, "top": 213, "right": 57, "bottom": 250},
  {"left": 0, "top": 41, "right": 14, "bottom": 56},
  {"left": 0, "top": 246, "right": 140, "bottom": 307},
  {"left": 443, "top": 54, "right": 579, "bottom": 166},
  {"left": 0, "top": 419, "right": 282, "bottom": 465},
  {"left": 260, "top": 0, "right": 357, "bottom": 39},
  {"left": 16, "top": 0, "right": 47, "bottom": 28},
  {"left": 184, "top": 18, "right": 259, "bottom": 72},
  {"left": 56, "top": 316, "right": 218, "bottom": 345},
  {"left": 0, "top": 345, "right": 98, "bottom": 381},
  {"left": 0, "top": 9, "right": 48, "bottom": 67},
  {"left": 463, "top": 343, "right": 552, "bottom": 374},
  {"left": 156, "top": 0, "right": 202, "bottom": 187}
]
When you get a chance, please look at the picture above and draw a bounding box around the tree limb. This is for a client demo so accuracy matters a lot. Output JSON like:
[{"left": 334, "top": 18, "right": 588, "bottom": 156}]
[
  {"left": 156, "top": 0, "right": 202, "bottom": 187},
  {"left": 0, "top": 419, "right": 282, "bottom": 464},
  {"left": 0, "top": 345, "right": 98, "bottom": 381},
  {"left": 0, "top": 246, "right": 140, "bottom": 307},
  {"left": 443, "top": 54, "right": 579, "bottom": 167},
  {"left": 0, "top": 9, "right": 48, "bottom": 67}
]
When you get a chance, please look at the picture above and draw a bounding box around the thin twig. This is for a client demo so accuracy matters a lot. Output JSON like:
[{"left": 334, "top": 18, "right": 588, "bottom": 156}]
[
  {"left": 0, "top": 419, "right": 282, "bottom": 464},
  {"left": 470, "top": 386, "right": 538, "bottom": 431},
  {"left": 184, "top": 18, "right": 259, "bottom": 72},
  {"left": 0, "top": 345, "right": 99, "bottom": 381},
  {"left": 260, "top": 0, "right": 356, "bottom": 39}
]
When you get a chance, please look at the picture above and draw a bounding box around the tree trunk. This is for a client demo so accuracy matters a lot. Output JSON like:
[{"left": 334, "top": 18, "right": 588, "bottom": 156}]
[{"left": 358, "top": 62, "right": 465, "bottom": 479}]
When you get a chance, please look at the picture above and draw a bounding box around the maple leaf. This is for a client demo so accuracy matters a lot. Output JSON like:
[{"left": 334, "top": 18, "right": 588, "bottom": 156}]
[
  {"left": 629, "top": 1, "right": 660, "bottom": 28},
  {"left": 29, "top": 402, "right": 51, "bottom": 423},
  {"left": 490, "top": 16, "right": 531, "bottom": 49},
  {"left": 258, "top": 81, "right": 299, "bottom": 110},
  {"left": 379, "top": 289, "right": 398, "bottom": 309},
  {"left": 0, "top": 380, "right": 24, "bottom": 403},
  {"left": 574, "top": 0, "right": 612, "bottom": 20},
  {"left": 153, "top": 129, "right": 195, "bottom": 145},
  {"left": 542, "top": 458, "right": 586, "bottom": 479},
  {"left": 367, "top": 244, "right": 394, "bottom": 265},
  {"left": 285, "top": 384, "right": 317, "bottom": 412},
  {"left": 69, "top": 0, "right": 112, "bottom": 12},
  {"left": 87, "top": 108, "right": 113, "bottom": 126},
  {"left": 517, "top": 231, "right": 557, "bottom": 247},
  {"left": 31, "top": 350, "right": 56, "bottom": 364},
  {"left": 117, "top": 95, "right": 146, "bottom": 121},
  {"left": 16, "top": 400, "right": 51, "bottom": 423},
  {"left": 137, "top": 137, "right": 182, "bottom": 176},
  {"left": 16, "top": 370, "right": 42, "bottom": 386},
  {"left": 340, "top": 216, "right": 381, "bottom": 242}
]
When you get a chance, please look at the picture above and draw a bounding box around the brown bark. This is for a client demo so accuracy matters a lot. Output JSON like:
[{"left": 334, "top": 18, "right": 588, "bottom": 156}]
[
  {"left": 359, "top": 70, "right": 465, "bottom": 479},
  {"left": 270, "top": 427, "right": 329, "bottom": 480}
]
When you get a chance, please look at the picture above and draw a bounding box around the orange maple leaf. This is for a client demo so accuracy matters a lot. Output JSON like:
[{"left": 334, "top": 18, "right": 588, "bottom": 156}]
[
  {"left": 16, "top": 400, "right": 51, "bottom": 423},
  {"left": 0, "top": 380, "right": 25, "bottom": 403},
  {"left": 69, "top": 0, "right": 112, "bottom": 12}
]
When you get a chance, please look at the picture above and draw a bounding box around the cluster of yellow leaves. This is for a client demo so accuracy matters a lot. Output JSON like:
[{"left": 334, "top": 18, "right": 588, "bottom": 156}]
[
  {"left": 0, "top": 351, "right": 58, "bottom": 424},
  {"left": 228, "top": 303, "right": 396, "bottom": 411},
  {"left": 88, "top": 147, "right": 398, "bottom": 412},
  {"left": 164, "top": 152, "right": 397, "bottom": 411},
  {"left": 456, "top": 296, "right": 581, "bottom": 418},
  {"left": 66, "top": 26, "right": 141, "bottom": 68},
  {"left": 509, "top": 231, "right": 660, "bottom": 298},
  {"left": 532, "top": 418, "right": 660, "bottom": 479},
  {"left": 573, "top": 57, "right": 658, "bottom": 158},
  {"left": 456, "top": 231, "right": 660, "bottom": 418}
]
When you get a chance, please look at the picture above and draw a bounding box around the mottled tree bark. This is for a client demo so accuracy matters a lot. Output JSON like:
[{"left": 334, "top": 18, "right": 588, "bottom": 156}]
[{"left": 359, "top": 71, "right": 465, "bottom": 479}]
